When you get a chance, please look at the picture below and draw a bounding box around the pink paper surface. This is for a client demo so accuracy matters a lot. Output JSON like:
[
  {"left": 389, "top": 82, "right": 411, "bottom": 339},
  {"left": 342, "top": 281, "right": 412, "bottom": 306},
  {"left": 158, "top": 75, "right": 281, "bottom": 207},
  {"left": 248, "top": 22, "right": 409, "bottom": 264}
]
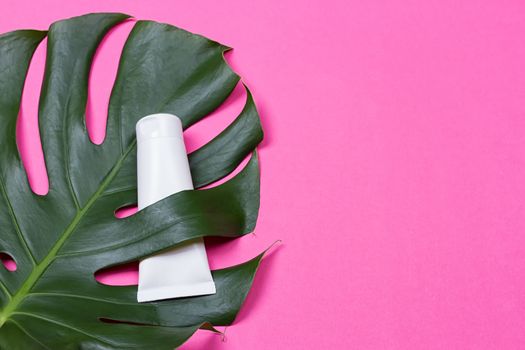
[{"left": 2, "top": 1, "right": 525, "bottom": 348}]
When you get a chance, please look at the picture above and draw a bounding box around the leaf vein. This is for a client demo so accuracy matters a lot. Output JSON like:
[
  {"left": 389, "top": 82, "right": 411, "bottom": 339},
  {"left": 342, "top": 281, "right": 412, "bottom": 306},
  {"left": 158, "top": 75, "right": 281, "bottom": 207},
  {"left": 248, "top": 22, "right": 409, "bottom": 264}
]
[
  {"left": 12, "top": 312, "right": 118, "bottom": 347},
  {"left": 27, "top": 292, "right": 137, "bottom": 307},
  {"left": 62, "top": 90, "right": 81, "bottom": 210},
  {"left": 0, "top": 279, "right": 11, "bottom": 300},
  {"left": 9, "top": 319, "right": 51, "bottom": 350},
  {"left": 58, "top": 212, "right": 209, "bottom": 258},
  {"left": 0, "top": 174, "right": 36, "bottom": 265}
]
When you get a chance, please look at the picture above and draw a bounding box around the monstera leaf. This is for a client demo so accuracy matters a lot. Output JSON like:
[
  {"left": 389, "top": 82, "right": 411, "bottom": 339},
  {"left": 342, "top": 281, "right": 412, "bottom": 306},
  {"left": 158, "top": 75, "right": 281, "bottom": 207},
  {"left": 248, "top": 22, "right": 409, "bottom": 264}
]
[{"left": 0, "top": 13, "right": 265, "bottom": 349}]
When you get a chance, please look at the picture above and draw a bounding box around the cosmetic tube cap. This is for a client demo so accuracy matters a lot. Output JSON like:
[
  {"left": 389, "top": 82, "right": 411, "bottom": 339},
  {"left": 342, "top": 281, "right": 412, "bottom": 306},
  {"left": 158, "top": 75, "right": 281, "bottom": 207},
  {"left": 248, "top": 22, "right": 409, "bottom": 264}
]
[{"left": 136, "top": 113, "right": 183, "bottom": 140}]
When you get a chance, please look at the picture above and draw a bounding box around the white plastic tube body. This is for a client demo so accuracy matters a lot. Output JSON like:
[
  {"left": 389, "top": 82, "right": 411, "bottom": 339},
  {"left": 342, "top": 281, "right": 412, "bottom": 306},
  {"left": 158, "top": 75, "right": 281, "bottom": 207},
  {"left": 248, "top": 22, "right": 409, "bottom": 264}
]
[{"left": 136, "top": 113, "right": 216, "bottom": 302}]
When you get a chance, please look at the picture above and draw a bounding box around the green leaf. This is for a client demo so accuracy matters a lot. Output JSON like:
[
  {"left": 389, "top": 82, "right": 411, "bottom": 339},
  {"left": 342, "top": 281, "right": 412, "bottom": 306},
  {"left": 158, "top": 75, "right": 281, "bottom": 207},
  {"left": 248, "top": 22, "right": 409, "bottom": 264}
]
[{"left": 0, "top": 13, "right": 265, "bottom": 349}]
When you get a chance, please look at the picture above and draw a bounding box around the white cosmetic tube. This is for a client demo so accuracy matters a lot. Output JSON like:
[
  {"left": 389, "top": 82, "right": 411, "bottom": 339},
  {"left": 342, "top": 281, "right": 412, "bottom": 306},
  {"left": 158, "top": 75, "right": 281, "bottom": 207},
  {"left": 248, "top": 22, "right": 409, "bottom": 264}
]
[{"left": 136, "top": 113, "right": 216, "bottom": 302}]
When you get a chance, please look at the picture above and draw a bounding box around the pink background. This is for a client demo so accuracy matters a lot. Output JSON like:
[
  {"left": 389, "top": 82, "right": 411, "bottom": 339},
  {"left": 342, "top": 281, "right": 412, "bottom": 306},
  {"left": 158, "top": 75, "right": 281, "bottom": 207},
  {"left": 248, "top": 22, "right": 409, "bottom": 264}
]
[{"left": 2, "top": 0, "right": 525, "bottom": 348}]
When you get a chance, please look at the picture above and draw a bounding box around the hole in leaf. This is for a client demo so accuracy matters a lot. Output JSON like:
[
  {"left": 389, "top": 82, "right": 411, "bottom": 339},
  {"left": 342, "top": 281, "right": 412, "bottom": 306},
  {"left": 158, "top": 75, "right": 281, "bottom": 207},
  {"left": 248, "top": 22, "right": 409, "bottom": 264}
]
[
  {"left": 199, "top": 152, "right": 252, "bottom": 190},
  {"left": 87, "top": 19, "right": 135, "bottom": 145},
  {"left": 114, "top": 204, "right": 138, "bottom": 219},
  {"left": 17, "top": 38, "right": 49, "bottom": 195},
  {"left": 95, "top": 261, "right": 138, "bottom": 286},
  {"left": 0, "top": 253, "right": 17, "bottom": 271},
  {"left": 99, "top": 318, "right": 153, "bottom": 326},
  {"left": 184, "top": 81, "right": 246, "bottom": 153}
]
